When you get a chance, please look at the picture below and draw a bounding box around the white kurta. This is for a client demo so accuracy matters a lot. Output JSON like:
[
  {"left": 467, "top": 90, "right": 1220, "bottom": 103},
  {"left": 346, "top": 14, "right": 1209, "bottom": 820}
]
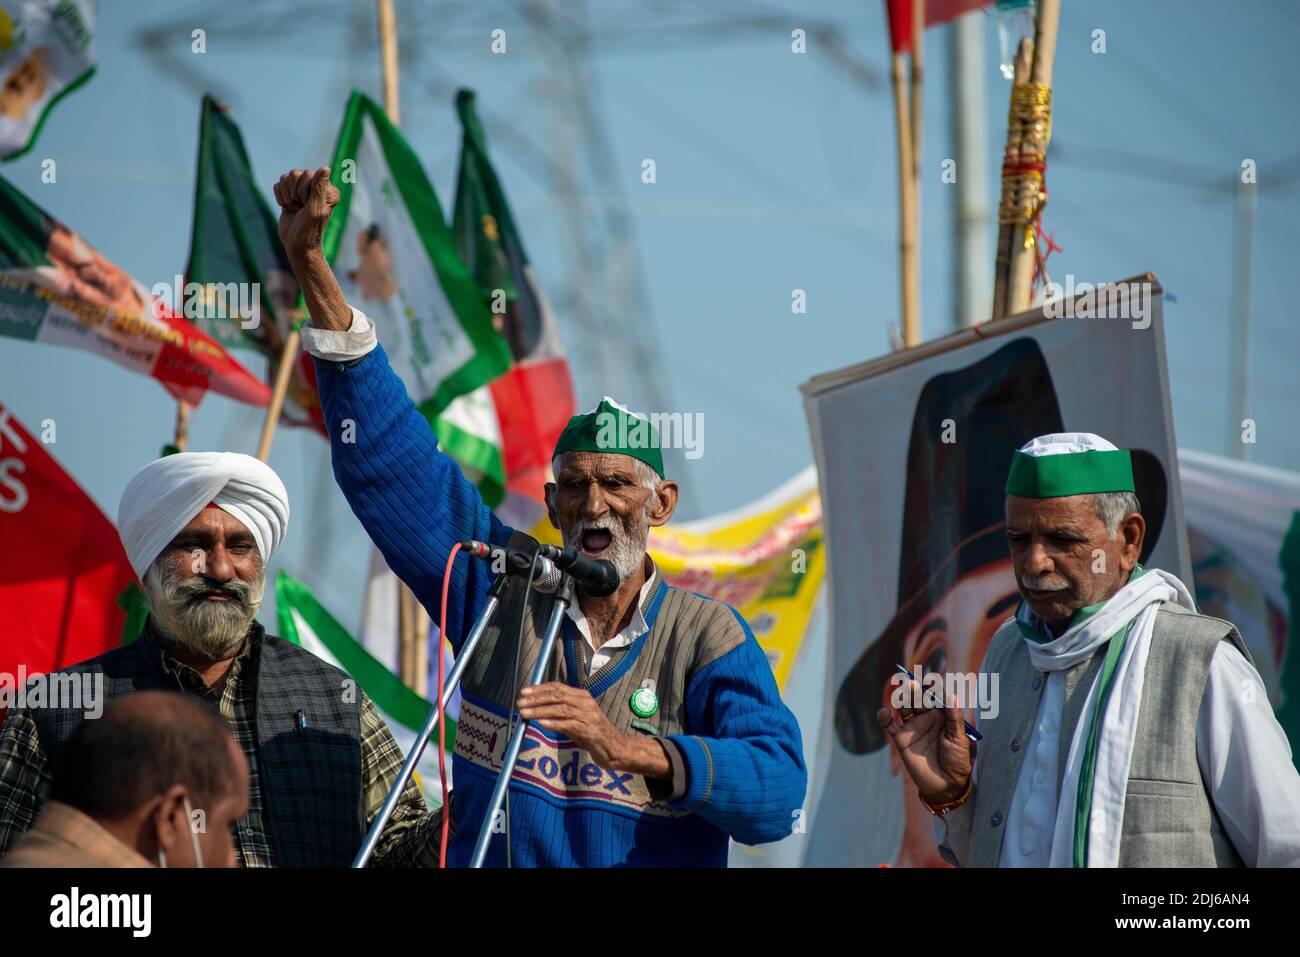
[{"left": 936, "top": 639, "right": 1300, "bottom": 866}]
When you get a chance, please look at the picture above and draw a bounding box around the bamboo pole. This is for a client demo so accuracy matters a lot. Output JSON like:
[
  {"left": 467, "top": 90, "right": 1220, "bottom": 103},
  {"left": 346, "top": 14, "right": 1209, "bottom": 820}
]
[
  {"left": 891, "top": 51, "right": 919, "bottom": 347},
  {"left": 254, "top": 326, "right": 300, "bottom": 462},
  {"left": 174, "top": 399, "right": 192, "bottom": 452},
  {"left": 374, "top": 0, "right": 426, "bottom": 695},
  {"left": 378, "top": 0, "right": 400, "bottom": 125},
  {"left": 910, "top": 0, "right": 923, "bottom": 180},
  {"left": 907, "top": 0, "right": 923, "bottom": 345},
  {"left": 1006, "top": 0, "right": 1061, "bottom": 315},
  {"left": 990, "top": 37, "right": 1034, "bottom": 321},
  {"left": 1228, "top": 178, "right": 1256, "bottom": 461}
]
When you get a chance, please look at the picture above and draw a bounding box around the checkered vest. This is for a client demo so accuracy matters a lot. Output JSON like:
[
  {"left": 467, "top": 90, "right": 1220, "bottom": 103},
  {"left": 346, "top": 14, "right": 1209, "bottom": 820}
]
[{"left": 29, "top": 621, "right": 364, "bottom": 868}]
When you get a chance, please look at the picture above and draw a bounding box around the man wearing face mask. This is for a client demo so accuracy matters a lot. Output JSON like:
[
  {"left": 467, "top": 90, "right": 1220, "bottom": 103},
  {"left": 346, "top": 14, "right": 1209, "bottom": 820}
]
[
  {"left": 1, "top": 693, "right": 246, "bottom": 868},
  {"left": 0, "top": 451, "right": 450, "bottom": 867},
  {"left": 275, "top": 166, "right": 807, "bottom": 867}
]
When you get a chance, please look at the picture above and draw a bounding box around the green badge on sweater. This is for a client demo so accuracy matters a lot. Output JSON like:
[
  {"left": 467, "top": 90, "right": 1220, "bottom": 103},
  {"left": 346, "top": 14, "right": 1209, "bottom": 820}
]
[{"left": 630, "top": 685, "right": 658, "bottom": 719}]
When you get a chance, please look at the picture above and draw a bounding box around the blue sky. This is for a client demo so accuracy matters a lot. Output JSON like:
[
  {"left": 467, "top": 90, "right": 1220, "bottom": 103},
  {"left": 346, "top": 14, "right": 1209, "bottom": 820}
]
[{"left": 2, "top": 0, "right": 1297, "bottom": 636}]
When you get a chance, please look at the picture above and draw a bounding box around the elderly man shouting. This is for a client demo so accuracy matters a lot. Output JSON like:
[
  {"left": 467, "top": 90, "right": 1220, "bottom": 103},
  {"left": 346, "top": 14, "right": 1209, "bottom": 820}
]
[
  {"left": 0, "top": 452, "right": 447, "bottom": 867},
  {"left": 879, "top": 432, "right": 1300, "bottom": 867},
  {"left": 274, "top": 166, "right": 806, "bottom": 867}
]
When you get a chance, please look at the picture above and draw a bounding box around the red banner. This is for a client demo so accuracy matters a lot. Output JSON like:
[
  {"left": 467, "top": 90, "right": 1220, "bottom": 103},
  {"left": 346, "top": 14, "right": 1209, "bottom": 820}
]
[{"left": 0, "top": 401, "right": 133, "bottom": 683}]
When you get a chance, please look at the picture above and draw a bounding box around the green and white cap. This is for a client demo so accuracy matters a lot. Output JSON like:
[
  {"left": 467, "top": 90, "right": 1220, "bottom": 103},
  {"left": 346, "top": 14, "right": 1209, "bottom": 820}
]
[
  {"left": 553, "top": 396, "right": 664, "bottom": 478},
  {"left": 1004, "top": 432, "right": 1135, "bottom": 499}
]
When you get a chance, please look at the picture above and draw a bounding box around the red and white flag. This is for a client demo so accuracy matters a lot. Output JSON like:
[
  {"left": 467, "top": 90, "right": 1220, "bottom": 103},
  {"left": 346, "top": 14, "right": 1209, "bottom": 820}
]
[
  {"left": 0, "top": 174, "right": 271, "bottom": 408},
  {"left": 0, "top": 401, "right": 133, "bottom": 683}
]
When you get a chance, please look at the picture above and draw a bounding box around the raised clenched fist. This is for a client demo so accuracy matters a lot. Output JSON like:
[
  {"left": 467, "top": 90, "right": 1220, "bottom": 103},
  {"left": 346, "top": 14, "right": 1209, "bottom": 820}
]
[{"left": 273, "top": 167, "right": 339, "bottom": 259}]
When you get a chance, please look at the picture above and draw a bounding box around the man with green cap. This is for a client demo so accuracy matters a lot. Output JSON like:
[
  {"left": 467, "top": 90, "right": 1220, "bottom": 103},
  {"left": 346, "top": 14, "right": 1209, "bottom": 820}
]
[
  {"left": 878, "top": 432, "right": 1300, "bottom": 867},
  {"left": 275, "top": 165, "right": 806, "bottom": 867}
]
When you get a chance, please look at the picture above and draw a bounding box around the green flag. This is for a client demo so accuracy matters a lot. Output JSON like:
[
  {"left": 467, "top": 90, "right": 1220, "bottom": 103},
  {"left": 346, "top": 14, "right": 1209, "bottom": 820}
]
[
  {"left": 443, "top": 89, "right": 576, "bottom": 517},
  {"left": 185, "top": 95, "right": 323, "bottom": 430},
  {"left": 322, "top": 91, "right": 510, "bottom": 428}
]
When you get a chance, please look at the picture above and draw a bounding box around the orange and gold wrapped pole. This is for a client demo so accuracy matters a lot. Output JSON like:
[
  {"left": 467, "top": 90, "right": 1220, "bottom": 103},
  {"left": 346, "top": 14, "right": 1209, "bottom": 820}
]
[{"left": 993, "top": 0, "right": 1060, "bottom": 318}]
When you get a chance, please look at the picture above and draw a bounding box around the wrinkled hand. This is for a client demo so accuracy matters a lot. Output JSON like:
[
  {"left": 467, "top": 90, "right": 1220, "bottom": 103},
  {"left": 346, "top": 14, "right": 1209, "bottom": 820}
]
[
  {"left": 518, "top": 682, "right": 627, "bottom": 769},
  {"left": 877, "top": 681, "right": 973, "bottom": 803},
  {"left": 273, "top": 167, "right": 339, "bottom": 260}
]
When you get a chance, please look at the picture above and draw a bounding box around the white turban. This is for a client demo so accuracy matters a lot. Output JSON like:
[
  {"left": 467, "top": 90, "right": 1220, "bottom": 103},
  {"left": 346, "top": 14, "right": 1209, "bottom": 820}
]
[{"left": 117, "top": 452, "right": 290, "bottom": 579}]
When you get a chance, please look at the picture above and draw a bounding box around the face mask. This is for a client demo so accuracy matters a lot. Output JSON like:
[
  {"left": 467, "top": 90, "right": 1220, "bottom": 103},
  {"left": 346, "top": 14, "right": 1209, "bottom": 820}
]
[{"left": 156, "top": 797, "right": 205, "bottom": 869}]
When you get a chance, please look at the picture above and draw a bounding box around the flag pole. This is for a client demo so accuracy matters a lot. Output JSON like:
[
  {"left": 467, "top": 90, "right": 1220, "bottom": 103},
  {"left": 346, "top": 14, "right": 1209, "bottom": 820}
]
[
  {"left": 173, "top": 399, "right": 192, "bottom": 452},
  {"left": 375, "top": 0, "right": 429, "bottom": 696},
  {"left": 891, "top": 49, "right": 919, "bottom": 347},
  {"left": 991, "top": 36, "right": 1035, "bottom": 320},
  {"left": 1005, "top": 0, "right": 1060, "bottom": 316},
  {"left": 378, "top": 0, "right": 400, "bottom": 126},
  {"left": 254, "top": 324, "right": 300, "bottom": 461},
  {"left": 908, "top": 0, "right": 923, "bottom": 346}
]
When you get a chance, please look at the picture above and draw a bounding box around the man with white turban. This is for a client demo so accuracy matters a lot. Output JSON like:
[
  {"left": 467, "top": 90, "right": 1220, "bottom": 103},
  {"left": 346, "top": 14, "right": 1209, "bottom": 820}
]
[
  {"left": 0, "top": 452, "right": 451, "bottom": 867},
  {"left": 879, "top": 432, "right": 1300, "bottom": 867}
]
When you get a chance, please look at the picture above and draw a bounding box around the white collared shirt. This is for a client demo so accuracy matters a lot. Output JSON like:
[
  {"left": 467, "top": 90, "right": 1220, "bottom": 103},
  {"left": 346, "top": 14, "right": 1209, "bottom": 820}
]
[{"left": 567, "top": 571, "right": 657, "bottom": 676}]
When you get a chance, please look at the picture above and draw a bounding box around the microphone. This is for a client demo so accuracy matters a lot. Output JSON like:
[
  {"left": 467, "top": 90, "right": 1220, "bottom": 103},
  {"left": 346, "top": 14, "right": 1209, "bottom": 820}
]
[
  {"left": 537, "top": 544, "right": 621, "bottom": 597},
  {"left": 459, "top": 540, "right": 563, "bottom": 593}
]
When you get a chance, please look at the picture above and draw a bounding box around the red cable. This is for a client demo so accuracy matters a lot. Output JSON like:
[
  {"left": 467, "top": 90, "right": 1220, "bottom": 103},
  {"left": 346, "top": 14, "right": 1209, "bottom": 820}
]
[{"left": 436, "top": 542, "right": 462, "bottom": 868}]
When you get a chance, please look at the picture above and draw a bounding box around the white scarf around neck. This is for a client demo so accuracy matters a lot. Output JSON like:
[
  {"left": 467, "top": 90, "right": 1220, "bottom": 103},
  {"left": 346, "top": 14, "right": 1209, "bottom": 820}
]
[{"left": 1017, "top": 567, "right": 1197, "bottom": 866}]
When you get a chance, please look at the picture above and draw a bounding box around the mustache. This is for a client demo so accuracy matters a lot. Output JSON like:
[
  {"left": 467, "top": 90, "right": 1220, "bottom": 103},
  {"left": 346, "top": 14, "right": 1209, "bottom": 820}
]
[
  {"left": 1020, "top": 573, "right": 1071, "bottom": 593},
  {"left": 568, "top": 515, "right": 617, "bottom": 534},
  {"left": 173, "top": 575, "right": 257, "bottom": 610}
]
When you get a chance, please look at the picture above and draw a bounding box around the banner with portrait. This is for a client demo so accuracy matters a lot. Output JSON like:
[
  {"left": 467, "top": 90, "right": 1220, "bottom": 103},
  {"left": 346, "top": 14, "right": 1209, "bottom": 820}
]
[{"left": 800, "top": 277, "right": 1190, "bottom": 866}]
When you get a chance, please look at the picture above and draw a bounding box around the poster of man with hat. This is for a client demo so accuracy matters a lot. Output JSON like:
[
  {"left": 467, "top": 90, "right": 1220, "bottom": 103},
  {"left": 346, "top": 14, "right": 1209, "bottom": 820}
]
[
  {"left": 830, "top": 337, "right": 1168, "bottom": 866},
  {"left": 801, "top": 290, "right": 1212, "bottom": 866}
]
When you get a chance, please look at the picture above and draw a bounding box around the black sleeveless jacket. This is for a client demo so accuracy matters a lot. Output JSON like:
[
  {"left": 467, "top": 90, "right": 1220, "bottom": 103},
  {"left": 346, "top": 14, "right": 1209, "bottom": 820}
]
[{"left": 28, "top": 621, "right": 364, "bottom": 867}]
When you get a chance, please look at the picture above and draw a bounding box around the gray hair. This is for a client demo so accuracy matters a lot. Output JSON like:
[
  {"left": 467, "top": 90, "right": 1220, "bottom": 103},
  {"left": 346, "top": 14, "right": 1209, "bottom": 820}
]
[{"left": 1094, "top": 491, "right": 1141, "bottom": 537}]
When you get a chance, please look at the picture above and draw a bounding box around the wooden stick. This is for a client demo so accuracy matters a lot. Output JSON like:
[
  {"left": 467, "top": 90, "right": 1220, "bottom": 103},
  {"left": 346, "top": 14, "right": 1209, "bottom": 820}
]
[
  {"left": 910, "top": 0, "right": 924, "bottom": 179},
  {"left": 1007, "top": 0, "right": 1060, "bottom": 315},
  {"left": 990, "top": 37, "right": 1034, "bottom": 321},
  {"left": 398, "top": 585, "right": 415, "bottom": 689},
  {"left": 174, "top": 399, "right": 192, "bottom": 452},
  {"left": 891, "top": 51, "right": 920, "bottom": 347},
  {"left": 908, "top": 0, "right": 923, "bottom": 345},
  {"left": 378, "top": 0, "right": 400, "bottom": 125},
  {"left": 375, "top": 0, "right": 422, "bottom": 690},
  {"left": 254, "top": 327, "right": 300, "bottom": 462},
  {"left": 413, "top": 604, "right": 430, "bottom": 699}
]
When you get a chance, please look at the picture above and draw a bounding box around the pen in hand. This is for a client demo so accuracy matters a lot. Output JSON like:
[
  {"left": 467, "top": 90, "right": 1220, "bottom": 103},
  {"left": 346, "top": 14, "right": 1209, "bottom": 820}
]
[{"left": 894, "top": 664, "right": 983, "bottom": 743}]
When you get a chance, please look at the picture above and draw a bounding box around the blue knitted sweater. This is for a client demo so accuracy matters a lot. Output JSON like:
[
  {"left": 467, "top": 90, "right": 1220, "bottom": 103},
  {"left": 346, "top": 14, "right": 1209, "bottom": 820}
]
[{"left": 313, "top": 345, "right": 807, "bottom": 866}]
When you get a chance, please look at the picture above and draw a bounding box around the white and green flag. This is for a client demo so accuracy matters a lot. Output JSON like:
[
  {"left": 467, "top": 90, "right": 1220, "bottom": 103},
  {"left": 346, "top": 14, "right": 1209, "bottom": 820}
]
[
  {"left": 321, "top": 90, "right": 509, "bottom": 433},
  {"left": 1180, "top": 448, "right": 1300, "bottom": 766},
  {"left": 275, "top": 571, "right": 453, "bottom": 806},
  {"left": 0, "top": 0, "right": 95, "bottom": 161}
]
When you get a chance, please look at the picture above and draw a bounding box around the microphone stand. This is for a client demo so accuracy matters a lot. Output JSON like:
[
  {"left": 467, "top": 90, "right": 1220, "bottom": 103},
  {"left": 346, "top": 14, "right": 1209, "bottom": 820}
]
[
  {"left": 352, "top": 574, "right": 510, "bottom": 868},
  {"left": 469, "top": 573, "right": 576, "bottom": 868}
]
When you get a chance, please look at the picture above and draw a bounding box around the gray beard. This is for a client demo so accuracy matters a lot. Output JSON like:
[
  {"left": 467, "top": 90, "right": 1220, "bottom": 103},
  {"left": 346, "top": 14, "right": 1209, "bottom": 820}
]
[
  {"left": 561, "top": 513, "right": 648, "bottom": 583},
  {"left": 143, "top": 561, "right": 264, "bottom": 660}
]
